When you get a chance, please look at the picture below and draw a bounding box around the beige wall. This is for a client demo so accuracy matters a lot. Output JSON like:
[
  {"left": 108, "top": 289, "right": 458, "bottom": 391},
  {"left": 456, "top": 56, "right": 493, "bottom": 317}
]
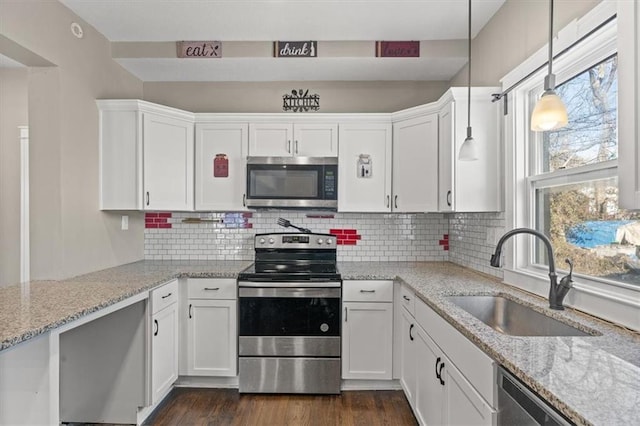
[
  {"left": 143, "top": 81, "right": 450, "bottom": 113},
  {"left": 0, "top": 1, "right": 145, "bottom": 281},
  {"left": 450, "top": 0, "right": 602, "bottom": 86},
  {"left": 0, "top": 68, "right": 28, "bottom": 286}
]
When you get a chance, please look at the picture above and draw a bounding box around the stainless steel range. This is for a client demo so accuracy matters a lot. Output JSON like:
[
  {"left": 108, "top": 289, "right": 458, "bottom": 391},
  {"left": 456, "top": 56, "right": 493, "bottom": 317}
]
[{"left": 237, "top": 231, "right": 341, "bottom": 394}]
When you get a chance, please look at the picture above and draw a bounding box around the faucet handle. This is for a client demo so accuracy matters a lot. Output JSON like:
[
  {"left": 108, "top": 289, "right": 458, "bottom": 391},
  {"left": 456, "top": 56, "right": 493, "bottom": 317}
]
[
  {"left": 564, "top": 258, "right": 573, "bottom": 279},
  {"left": 560, "top": 258, "right": 574, "bottom": 289}
]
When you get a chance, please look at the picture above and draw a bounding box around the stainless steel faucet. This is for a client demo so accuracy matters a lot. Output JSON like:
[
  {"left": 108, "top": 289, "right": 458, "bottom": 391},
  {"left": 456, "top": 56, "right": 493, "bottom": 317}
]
[{"left": 490, "top": 228, "right": 573, "bottom": 310}]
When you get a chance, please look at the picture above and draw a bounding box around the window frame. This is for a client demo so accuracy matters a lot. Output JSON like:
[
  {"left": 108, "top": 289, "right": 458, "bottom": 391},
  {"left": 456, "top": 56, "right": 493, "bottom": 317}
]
[{"left": 502, "top": 6, "right": 640, "bottom": 330}]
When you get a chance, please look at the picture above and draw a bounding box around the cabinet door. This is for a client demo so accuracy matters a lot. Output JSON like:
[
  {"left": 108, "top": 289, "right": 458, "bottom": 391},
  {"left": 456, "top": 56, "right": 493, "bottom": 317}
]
[
  {"left": 414, "top": 325, "right": 444, "bottom": 426},
  {"left": 338, "top": 123, "right": 392, "bottom": 212},
  {"left": 618, "top": 0, "right": 640, "bottom": 209},
  {"left": 186, "top": 299, "right": 237, "bottom": 376},
  {"left": 393, "top": 114, "right": 439, "bottom": 212},
  {"left": 248, "top": 123, "right": 294, "bottom": 156},
  {"left": 195, "top": 123, "right": 248, "bottom": 211},
  {"left": 143, "top": 113, "right": 194, "bottom": 211},
  {"left": 399, "top": 307, "right": 416, "bottom": 406},
  {"left": 293, "top": 123, "right": 338, "bottom": 156},
  {"left": 438, "top": 102, "right": 455, "bottom": 212},
  {"left": 443, "top": 360, "right": 496, "bottom": 426},
  {"left": 342, "top": 302, "right": 393, "bottom": 380},
  {"left": 151, "top": 303, "right": 178, "bottom": 405}
]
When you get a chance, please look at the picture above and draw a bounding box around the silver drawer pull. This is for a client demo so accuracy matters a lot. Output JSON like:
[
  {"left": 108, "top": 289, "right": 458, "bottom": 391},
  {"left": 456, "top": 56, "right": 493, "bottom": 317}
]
[
  {"left": 403, "top": 295, "right": 411, "bottom": 301},
  {"left": 161, "top": 292, "right": 173, "bottom": 299},
  {"left": 360, "top": 289, "right": 376, "bottom": 293},
  {"left": 204, "top": 287, "right": 220, "bottom": 291}
]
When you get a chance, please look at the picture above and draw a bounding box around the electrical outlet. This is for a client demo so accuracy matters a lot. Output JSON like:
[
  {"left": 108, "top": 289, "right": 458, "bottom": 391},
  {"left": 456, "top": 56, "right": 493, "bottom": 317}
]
[{"left": 121, "top": 215, "right": 129, "bottom": 230}]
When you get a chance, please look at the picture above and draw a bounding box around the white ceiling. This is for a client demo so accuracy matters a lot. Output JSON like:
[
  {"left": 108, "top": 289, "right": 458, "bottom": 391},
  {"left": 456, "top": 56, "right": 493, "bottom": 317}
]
[{"left": 58, "top": 0, "right": 506, "bottom": 82}]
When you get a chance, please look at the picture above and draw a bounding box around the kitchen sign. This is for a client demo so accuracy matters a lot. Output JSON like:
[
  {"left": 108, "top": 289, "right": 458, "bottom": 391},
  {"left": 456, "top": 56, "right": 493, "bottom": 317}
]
[
  {"left": 283, "top": 89, "right": 320, "bottom": 112},
  {"left": 274, "top": 41, "right": 317, "bottom": 58},
  {"left": 177, "top": 41, "right": 222, "bottom": 58},
  {"left": 375, "top": 41, "right": 420, "bottom": 58}
]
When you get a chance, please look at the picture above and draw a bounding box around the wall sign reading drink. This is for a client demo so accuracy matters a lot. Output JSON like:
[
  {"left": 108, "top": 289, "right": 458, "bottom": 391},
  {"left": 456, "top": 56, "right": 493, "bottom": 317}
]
[
  {"left": 274, "top": 41, "right": 317, "bottom": 58},
  {"left": 375, "top": 41, "right": 420, "bottom": 58},
  {"left": 177, "top": 41, "right": 222, "bottom": 58}
]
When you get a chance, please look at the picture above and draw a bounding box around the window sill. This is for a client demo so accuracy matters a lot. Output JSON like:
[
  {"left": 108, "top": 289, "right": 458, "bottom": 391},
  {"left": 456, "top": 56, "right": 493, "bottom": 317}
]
[{"left": 503, "top": 268, "right": 640, "bottom": 331}]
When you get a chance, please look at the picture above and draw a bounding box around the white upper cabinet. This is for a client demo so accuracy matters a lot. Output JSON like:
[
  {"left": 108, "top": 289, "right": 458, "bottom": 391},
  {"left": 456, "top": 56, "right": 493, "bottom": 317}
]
[
  {"left": 195, "top": 123, "right": 248, "bottom": 211},
  {"left": 97, "top": 100, "right": 195, "bottom": 211},
  {"left": 392, "top": 112, "right": 439, "bottom": 212},
  {"left": 437, "top": 87, "right": 501, "bottom": 212},
  {"left": 248, "top": 122, "right": 338, "bottom": 157},
  {"left": 618, "top": 0, "right": 640, "bottom": 209},
  {"left": 338, "top": 122, "right": 392, "bottom": 212},
  {"left": 143, "top": 113, "right": 194, "bottom": 211}
]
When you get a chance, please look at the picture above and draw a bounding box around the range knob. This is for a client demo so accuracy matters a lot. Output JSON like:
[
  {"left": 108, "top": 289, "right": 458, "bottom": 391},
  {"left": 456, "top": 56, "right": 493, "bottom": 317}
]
[
  {"left": 259, "top": 238, "right": 266, "bottom": 245},
  {"left": 326, "top": 238, "right": 333, "bottom": 245},
  {"left": 317, "top": 238, "right": 324, "bottom": 245},
  {"left": 268, "top": 238, "right": 275, "bottom": 244}
]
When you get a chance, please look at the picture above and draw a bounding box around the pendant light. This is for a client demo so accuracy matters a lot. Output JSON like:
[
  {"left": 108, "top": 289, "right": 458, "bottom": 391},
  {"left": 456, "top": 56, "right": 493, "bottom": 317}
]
[
  {"left": 458, "top": 0, "right": 478, "bottom": 161},
  {"left": 530, "top": 0, "right": 568, "bottom": 131}
]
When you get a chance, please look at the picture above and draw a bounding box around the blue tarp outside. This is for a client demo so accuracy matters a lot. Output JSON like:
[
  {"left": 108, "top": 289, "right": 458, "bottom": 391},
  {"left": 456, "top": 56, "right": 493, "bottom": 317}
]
[{"left": 566, "top": 220, "right": 634, "bottom": 249}]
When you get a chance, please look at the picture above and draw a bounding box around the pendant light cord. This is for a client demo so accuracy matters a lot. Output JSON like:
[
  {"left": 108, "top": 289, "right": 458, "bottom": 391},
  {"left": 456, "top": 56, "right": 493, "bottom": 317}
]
[
  {"left": 467, "top": 0, "right": 472, "bottom": 131},
  {"left": 548, "top": 0, "right": 554, "bottom": 78}
]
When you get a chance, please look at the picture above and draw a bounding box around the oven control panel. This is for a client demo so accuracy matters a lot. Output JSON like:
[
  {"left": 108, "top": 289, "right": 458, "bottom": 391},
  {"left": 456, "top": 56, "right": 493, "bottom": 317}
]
[{"left": 255, "top": 233, "right": 336, "bottom": 249}]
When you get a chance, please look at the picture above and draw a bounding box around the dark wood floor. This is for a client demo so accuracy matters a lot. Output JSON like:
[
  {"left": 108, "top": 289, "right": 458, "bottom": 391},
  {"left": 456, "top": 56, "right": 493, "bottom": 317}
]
[{"left": 145, "top": 388, "right": 418, "bottom": 426}]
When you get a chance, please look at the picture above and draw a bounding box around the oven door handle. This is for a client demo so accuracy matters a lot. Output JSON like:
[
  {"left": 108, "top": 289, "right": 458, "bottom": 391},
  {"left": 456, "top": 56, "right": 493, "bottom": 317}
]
[
  {"left": 239, "top": 287, "right": 341, "bottom": 298},
  {"left": 238, "top": 281, "right": 341, "bottom": 288}
]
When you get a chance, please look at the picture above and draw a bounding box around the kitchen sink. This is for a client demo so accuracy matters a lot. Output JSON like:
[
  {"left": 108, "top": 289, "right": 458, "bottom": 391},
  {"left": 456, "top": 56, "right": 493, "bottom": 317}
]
[{"left": 447, "top": 295, "right": 596, "bottom": 337}]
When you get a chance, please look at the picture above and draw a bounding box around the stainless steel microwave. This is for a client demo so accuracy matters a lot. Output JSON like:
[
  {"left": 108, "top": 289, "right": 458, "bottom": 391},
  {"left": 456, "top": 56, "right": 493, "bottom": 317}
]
[{"left": 245, "top": 157, "right": 338, "bottom": 210}]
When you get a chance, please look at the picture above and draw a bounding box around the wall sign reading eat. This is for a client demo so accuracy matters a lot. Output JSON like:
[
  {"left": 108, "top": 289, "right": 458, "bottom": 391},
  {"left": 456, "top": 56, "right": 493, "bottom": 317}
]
[{"left": 177, "top": 41, "right": 222, "bottom": 58}]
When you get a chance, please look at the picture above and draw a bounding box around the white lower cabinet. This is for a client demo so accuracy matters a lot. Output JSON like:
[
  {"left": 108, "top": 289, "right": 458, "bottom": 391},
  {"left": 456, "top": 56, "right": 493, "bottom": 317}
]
[
  {"left": 186, "top": 279, "right": 237, "bottom": 376},
  {"left": 150, "top": 281, "right": 179, "bottom": 404},
  {"left": 397, "top": 283, "right": 497, "bottom": 425},
  {"left": 342, "top": 280, "right": 393, "bottom": 380}
]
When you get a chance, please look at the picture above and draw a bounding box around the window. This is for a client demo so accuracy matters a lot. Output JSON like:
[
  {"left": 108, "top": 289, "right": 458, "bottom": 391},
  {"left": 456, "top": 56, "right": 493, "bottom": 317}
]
[{"left": 528, "top": 55, "right": 640, "bottom": 287}]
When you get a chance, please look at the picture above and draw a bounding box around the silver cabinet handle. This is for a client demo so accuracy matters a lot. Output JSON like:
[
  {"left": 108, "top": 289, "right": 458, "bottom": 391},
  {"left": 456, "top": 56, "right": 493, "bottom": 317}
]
[
  {"left": 146, "top": 191, "right": 150, "bottom": 206},
  {"left": 447, "top": 190, "right": 452, "bottom": 207},
  {"left": 295, "top": 140, "right": 299, "bottom": 154},
  {"left": 153, "top": 319, "right": 159, "bottom": 336},
  {"left": 403, "top": 295, "right": 411, "bottom": 301},
  {"left": 386, "top": 195, "right": 390, "bottom": 208},
  {"left": 287, "top": 140, "right": 291, "bottom": 153},
  {"left": 243, "top": 194, "right": 246, "bottom": 207},
  {"left": 161, "top": 292, "right": 172, "bottom": 299},
  {"left": 394, "top": 195, "right": 398, "bottom": 209},
  {"left": 360, "top": 289, "right": 376, "bottom": 293},
  {"left": 344, "top": 306, "right": 348, "bottom": 322},
  {"left": 204, "top": 287, "right": 219, "bottom": 291},
  {"left": 189, "top": 304, "right": 192, "bottom": 319}
]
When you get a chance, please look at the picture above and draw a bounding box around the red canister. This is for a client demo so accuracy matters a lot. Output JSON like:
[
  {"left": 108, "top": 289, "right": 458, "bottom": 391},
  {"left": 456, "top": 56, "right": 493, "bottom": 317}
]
[{"left": 214, "top": 154, "right": 229, "bottom": 177}]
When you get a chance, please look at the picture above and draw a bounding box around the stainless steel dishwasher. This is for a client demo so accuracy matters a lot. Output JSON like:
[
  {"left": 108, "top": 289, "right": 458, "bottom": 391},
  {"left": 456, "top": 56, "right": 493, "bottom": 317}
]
[{"left": 497, "top": 367, "right": 574, "bottom": 426}]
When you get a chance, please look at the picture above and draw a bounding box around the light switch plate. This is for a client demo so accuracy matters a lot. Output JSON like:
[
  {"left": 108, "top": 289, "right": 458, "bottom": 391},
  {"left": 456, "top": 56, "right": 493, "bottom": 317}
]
[{"left": 121, "top": 215, "right": 129, "bottom": 230}]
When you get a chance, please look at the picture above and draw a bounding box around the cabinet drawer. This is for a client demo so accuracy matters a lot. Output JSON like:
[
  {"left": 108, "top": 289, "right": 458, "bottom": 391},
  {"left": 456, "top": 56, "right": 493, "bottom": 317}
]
[
  {"left": 343, "top": 280, "right": 393, "bottom": 302},
  {"left": 399, "top": 283, "right": 415, "bottom": 315},
  {"left": 188, "top": 278, "right": 237, "bottom": 300},
  {"left": 151, "top": 279, "right": 178, "bottom": 314}
]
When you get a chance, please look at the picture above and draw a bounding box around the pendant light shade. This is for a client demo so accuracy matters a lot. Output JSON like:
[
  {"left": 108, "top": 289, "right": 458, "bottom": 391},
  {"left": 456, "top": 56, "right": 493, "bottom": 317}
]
[
  {"left": 458, "top": 0, "right": 478, "bottom": 161},
  {"left": 531, "top": 0, "right": 568, "bottom": 132}
]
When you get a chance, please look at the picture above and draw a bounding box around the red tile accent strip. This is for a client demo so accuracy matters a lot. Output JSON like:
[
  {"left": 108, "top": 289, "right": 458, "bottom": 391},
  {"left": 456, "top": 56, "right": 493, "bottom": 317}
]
[
  {"left": 443, "top": 234, "right": 449, "bottom": 239},
  {"left": 329, "top": 229, "right": 343, "bottom": 235},
  {"left": 343, "top": 229, "right": 357, "bottom": 235},
  {"left": 145, "top": 213, "right": 159, "bottom": 218},
  {"left": 342, "top": 240, "right": 357, "bottom": 245},
  {"left": 443, "top": 245, "right": 449, "bottom": 251},
  {"left": 158, "top": 212, "right": 172, "bottom": 218},
  {"left": 146, "top": 223, "right": 158, "bottom": 229},
  {"left": 439, "top": 239, "right": 448, "bottom": 246},
  {"left": 158, "top": 223, "right": 172, "bottom": 229}
]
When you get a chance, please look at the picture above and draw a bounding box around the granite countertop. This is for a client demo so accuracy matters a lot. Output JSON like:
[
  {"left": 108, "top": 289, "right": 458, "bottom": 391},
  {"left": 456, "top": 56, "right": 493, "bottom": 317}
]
[
  {"left": 0, "top": 260, "right": 252, "bottom": 351},
  {"left": 339, "top": 261, "right": 640, "bottom": 426},
  {"left": 1, "top": 260, "right": 638, "bottom": 425}
]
